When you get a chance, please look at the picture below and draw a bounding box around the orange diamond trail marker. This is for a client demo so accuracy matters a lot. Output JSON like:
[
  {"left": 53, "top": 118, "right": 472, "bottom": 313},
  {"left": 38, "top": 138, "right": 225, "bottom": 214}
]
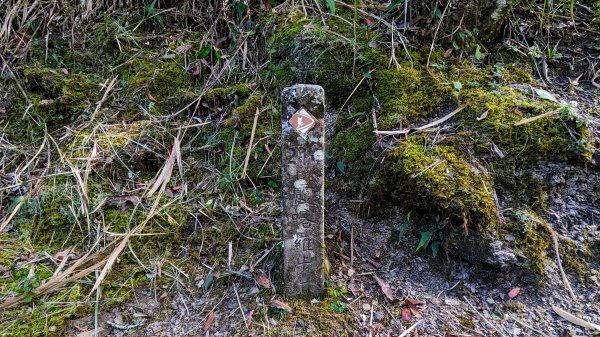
[{"left": 289, "top": 107, "right": 317, "bottom": 134}]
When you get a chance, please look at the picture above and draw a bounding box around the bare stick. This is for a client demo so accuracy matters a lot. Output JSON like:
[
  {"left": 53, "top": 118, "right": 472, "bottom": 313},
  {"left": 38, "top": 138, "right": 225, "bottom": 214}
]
[
  {"left": 375, "top": 105, "right": 465, "bottom": 136},
  {"left": 399, "top": 321, "right": 421, "bottom": 337},
  {"left": 463, "top": 297, "right": 509, "bottom": 337},
  {"left": 427, "top": 1, "right": 451, "bottom": 68},
  {"left": 242, "top": 107, "right": 261, "bottom": 179},
  {"left": 551, "top": 231, "right": 577, "bottom": 300},
  {"left": 233, "top": 283, "right": 249, "bottom": 329}
]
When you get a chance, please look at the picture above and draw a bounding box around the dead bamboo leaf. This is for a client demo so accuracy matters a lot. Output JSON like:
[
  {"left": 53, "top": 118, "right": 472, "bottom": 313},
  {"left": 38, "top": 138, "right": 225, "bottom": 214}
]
[
  {"left": 255, "top": 270, "right": 271, "bottom": 288},
  {"left": 476, "top": 110, "right": 489, "bottom": 121},
  {"left": 203, "top": 311, "right": 215, "bottom": 331},
  {"left": 271, "top": 299, "right": 294, "bottom": 314},
  {"left": 374, "top": 275, "right": 394, "bottom": 301},
  {"left": 491, "top": 141, "right": 505, "bottom": 159},
  {"left": 514, "top": 110, "right": 559, "bottom": 126},
  {"left": 552, "top": 305, "right": 600, "bottom": 331},
  {"left": 401, "top": 307, "right": 412, "bottom": 321}
]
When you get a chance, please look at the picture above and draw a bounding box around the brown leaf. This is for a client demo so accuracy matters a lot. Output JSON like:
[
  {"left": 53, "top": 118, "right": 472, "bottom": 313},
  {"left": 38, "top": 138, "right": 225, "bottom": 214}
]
[
  {"left": 508, "top": 287, "right": 521, "bottom": 299},
  {"left": 202, "top": 311, "right": 215, "bottom": 331},
  {"left": 407, "top": 301, "right": 421, "bottom": 318},
  {"left": 255, "top": 270, "right": 271, "bottom": 288},
  {"left": 374, "top": 275, "right": 394, "bottom": 301},
  {"left": 271, "top": 299, "right": 294, "bottom": 314},
  {"left": 247, "top": 309, "right": 254, "bottom": 324},
  {"left": 76, "top": 328, "right": 104, "bottom": 337},
  {"left": 54, "top": 248, "right": 71, "bottom": 261},
  {"left": 401, "top": 307, "right": 412, "bottom": 321},
  {"left": 107, "top": 195, "right": 142, "bottom": 212},
  {"left": 147, "top": 93, "right": 157, "bottom": 102},
  {"left": 405, "top": 297, "right": 424, "bottom": 305},
  {"left": 365, "top": 16, "right": 376, "bottom": 27},
  {"left": 443, "top": 48, "right": 453, "bottom": 58}
]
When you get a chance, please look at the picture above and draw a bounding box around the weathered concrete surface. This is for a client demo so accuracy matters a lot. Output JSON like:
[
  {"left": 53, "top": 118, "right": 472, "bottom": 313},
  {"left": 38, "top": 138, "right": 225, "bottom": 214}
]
[{"left": 281, "top": 84, "right": 325, "bottom": 299}]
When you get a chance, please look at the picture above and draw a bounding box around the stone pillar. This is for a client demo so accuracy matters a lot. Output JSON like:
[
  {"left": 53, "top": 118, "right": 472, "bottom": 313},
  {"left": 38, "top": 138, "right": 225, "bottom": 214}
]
[{"left": 281, "top": 84, "right": 325, "bottom": 299}]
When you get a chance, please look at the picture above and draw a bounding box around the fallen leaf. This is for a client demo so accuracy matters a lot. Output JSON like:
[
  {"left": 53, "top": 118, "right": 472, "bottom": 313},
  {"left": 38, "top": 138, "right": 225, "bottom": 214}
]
[
  {"left": 271, "top": 299, "right": 294, "bottom": 314},
  {"left": 443, "top": 48, "right": 453, "bottom": 58},
  {"left": 445, "top": 297, "right": 461, "bottom": 306},
  {"left": 374, "top": 275, "right": 394, "bottom": 301},
  {"left": 54, "top": 248, "right": 71, "bottom": 261},
  {"left": 147, "top": 93, "right": 157, "bottom": 102},
  {"left": 255, "top": 270, "right": 271, "bottom": 288},
  {"left": 491, "top": 141, "right": 505, "bottom": 159},
  {"left": 407, "top": 301, "right": 422, "bottom": 317},
  {"left": 508, "top": 287, "right": 521, "bottom": 299},
  {"left": 202, "top": 311, "right": 215, "bottom": 331},
  {"left": 107, "top": 195, "right": 142, "bottom": 212},
  {"left": 533, "top": 88, "right": 558, "bottom": 103},
  {"left": 476, "top": 110, "right": 489, "bottom": 121},
  {"left": 405, "top": 297, "right": 424, "bottom": 305},
  {"left": 365, "top": 16, "right": 375, "bottom": 26},
  {"left": 247, "top": 309, "right": 254, "bottom": 324},
  {"left": 76, "top": 328, "right": 104, "bottom": 337},
  {"left": 401, "top": 307, "right": 412, "bottom": 321}
]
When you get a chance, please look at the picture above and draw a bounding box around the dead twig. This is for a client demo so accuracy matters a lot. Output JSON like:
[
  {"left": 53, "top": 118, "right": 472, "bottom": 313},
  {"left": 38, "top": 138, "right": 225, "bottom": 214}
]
[
  {"left": 242, "top": 107, "right": 261, "bottom": 180},
  {"left": 552, "top": 305, "right": 600, "bottom": 331},
  {"left": 399, "top": 320, "right": 421, "bottom": 337},
  {"left": 551, "top": 230, "right": 577, "bottom": 301},
  {"left": 375, "top": 105, "right": 466, "bottom": 136},
  {"left": 463, "top": 296, "right": 509, "bottom": 337}
]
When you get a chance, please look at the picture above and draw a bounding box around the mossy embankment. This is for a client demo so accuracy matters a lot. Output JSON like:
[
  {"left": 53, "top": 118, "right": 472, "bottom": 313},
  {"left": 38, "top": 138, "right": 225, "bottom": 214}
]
[
  {"left": 267, "top": 8, "right": 596, "bottom": 273},
  {"left": 0, "top": 2, "right": 598, "bottom": 336}
]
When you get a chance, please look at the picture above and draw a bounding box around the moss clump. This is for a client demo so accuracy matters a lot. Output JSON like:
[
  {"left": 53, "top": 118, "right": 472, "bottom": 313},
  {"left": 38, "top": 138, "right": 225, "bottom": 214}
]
[
  {"left": 127, "top": 58, "right": 191, "bottom": 102},
  {"left": 17, "top": 67, "right": 100, "bottom": 130},
  {"left": 372, "top": 68, "right": 451, "bottom": 129},
  {"left": 264, "top": 299, "right": 357, "bottom": 337},
  {"left": 510, "top": 211, "right": 553, "bottom": 275},
  {"left": 384, "top": 135, "right": 497, "bottom": 229},
  {"left": 331, "top": 119, "right": 375, "bottom": 164}
]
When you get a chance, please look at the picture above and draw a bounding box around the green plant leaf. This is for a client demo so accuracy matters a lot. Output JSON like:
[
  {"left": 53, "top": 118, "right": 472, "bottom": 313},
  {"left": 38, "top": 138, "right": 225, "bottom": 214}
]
[
  {"left": 398, "top": 211, "right": 411, "bottom": 241},
  {"left": 330, "top": 300, "right": 347, "bottom": 313},
  {"left": 416, "top": 231, "right": 432, "bottom": 252},
  {"left": 203, "top": 272, "right": 215, "bottom": 291},
  {"left": 387, "top": 0, "right": 404, "bottom": 10},
  {"left": 267, "top": 179, "right": 278, "bottom": 188},
  {"left": 336, "top": 161, "right": 346, "bottom": 175},
  {"left": 325, "top": 0, "right": 336, "bottom": 14},
  {"left": 434, "top": 6, "right": 442, "bottom": 19},
  {"left": 533, "top": 88, "right": 558, "bottom": 103},
  {"left": 363, "top": 70, "right": 372, "bottom": 79},
  {"left": 147, "top": 0, "right": 158, "bottom": 15},
  {"left": 198, "top": 45, "right": 211, "bottom": 59},
  {"left": 431, "top": 240, "right": 440, "bottom": 257},
  {"left": 474, "top": 44, "right": 483, "bottom": 60},
  {"left": 8, "top": 195, "right": 25, "bottom": 213},
  {"left": 453, "top": 81, "right": 462, "bottom": 91},
  {"left": 398, "top": 222, "right": 410, "bottom": 241}
]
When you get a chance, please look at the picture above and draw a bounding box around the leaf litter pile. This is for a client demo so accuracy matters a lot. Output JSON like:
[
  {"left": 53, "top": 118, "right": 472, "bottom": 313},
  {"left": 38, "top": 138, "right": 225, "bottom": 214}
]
[{"left": 0, "top": 0, "right": 599, "bottom": 336}]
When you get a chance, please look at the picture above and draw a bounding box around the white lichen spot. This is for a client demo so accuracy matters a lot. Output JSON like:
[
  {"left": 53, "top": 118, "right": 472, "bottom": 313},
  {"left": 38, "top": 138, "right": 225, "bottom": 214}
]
[
  {"left": 287, "top": 163, "right": 297, "bottom": 176},
  {"left": 313, "top": 150, "right": 324, "bottom": 161},
  {"left": 297, "top": 203, "right": 310, "bottom": 213},
  {"left": 294, "top": 179, "right": 308, "bottom": 190}
]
